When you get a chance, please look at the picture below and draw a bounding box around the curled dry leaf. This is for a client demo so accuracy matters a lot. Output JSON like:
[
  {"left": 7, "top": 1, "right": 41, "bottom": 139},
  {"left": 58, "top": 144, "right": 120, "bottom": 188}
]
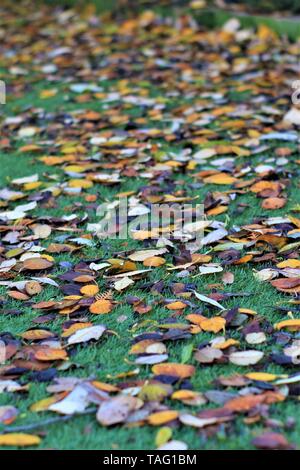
[{"left": 274, "top": 319, "right": 300, "bottom": 331}]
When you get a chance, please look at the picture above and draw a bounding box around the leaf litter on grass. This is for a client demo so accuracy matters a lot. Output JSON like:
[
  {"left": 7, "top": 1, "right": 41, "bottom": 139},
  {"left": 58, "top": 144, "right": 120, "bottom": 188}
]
[{"left": 0, "top": 1, "right": 299, "bottom": 450}]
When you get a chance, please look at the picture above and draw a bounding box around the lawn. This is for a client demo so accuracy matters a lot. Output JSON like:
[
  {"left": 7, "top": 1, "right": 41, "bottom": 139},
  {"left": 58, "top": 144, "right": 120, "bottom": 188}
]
[{"left": 0, "top": 0, "right": 300, "bottom": 450}]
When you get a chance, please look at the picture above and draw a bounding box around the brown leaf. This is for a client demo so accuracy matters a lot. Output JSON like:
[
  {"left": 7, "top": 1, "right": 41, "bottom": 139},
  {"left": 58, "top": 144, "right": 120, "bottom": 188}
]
[
  {"left": 23, "top": 258, "right": 53, "bottom": 271},
  {"left": 252, "top": 432, "right": 292, "bottom": 450},
  {"left": 96, "top": 395, "right": 142, "bottom": 426}
]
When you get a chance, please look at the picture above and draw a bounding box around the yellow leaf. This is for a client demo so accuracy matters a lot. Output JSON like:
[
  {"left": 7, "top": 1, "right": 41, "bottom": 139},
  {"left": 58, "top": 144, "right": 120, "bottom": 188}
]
[
  {"left": 23, "top": 182, "right": 42, "bottom": 191},
  {"left": 155, "top": 427, "right": 172, "bottom": 447},
  {"left": 245, "top": 372, "right": 277, "bottom": 382},
  {"left": 80, "top": 285, "right": 99, "bottom": 296},
  {"left": 64, "top": 165, "right": 86, "bottom": 173},
  {"left": 0, "top": 433, "right": 41, "bottom": 447},
  {"left": 30, "top": 395, "right": 64, "bottom": 412},
  {"left": 276, "top": 259, "right": 300, "bottom": 269},
  {"left": 200, "top": 317, "right": 226, "bottom": 333},
  {"left": 274, "top": 319, "right": 300, "bottom": 331},
  {"left": 138, "top": 384, "right": 170, "bottom": 402},
  {"left": 148, "top": 410, "right": 179, "bottom": 426},
  {"left": 171, "top": 390, "right": 198, "bottom": 400},
  {"left": 39, "top": 89, "right": 57, "bottom": 99},
  {"left": 238, "top": 308, "right": 257, "bottom": 316},
  {"left": 68, "top": 179, "right": 93, "bottom": 189},
  {"left": 203, "top": 173, "right": 237, "bottom": 185}
]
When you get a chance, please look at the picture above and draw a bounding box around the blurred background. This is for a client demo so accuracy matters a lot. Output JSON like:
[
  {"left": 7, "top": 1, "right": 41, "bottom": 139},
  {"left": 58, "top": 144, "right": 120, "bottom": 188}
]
[{"left": 42, "top": 1, "right": 300, "bottom": 15}]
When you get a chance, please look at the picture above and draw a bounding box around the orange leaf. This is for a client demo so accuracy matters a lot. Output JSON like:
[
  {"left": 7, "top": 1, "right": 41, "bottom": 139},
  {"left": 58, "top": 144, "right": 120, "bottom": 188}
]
[
  {"left": 143, "top": 256, "right": 166, "bottom": 267},
  {"left": 152, "top": 363, "right": 195, "bottom": 378},
  {"left": 261, "top": 197, "right": 286, "bottom": 210},
  {"left": 89, "top": 299, "right": 113, "bottom": 314},
  {"left": 186, "top": 314, "right": 206, "bottom": 326},
  {"left": 8, "top": 291, "right": 29, "bottom": 301},
  {"left": 166, "top": 301, "right": 187, "bottom": 310},
  {"left": 225, "top": 394, "right": 265, "bottom": 412},
  {"left": 200, "top": 317, "right": 226, "bottom": 333},
  {"left": 35, "top": 347, "right": 68, "bottom": 361}
]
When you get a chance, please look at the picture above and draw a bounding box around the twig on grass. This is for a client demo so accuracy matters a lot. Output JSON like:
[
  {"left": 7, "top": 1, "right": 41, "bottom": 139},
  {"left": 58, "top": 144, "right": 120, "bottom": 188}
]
[{"left": 0, "top": 408, "right": 97, "bottom": 435}]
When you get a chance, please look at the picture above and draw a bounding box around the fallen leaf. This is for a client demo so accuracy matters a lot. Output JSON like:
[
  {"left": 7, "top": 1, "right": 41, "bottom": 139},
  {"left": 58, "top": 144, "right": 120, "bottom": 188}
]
[
  {"left": 152, "top": 363, "right": 195, "bottom": 378},
  {"left": 89, "top": 299, "right": 113, "bottom": 314},
  {"left": 0, "top": 433, "right": 41, "bottom": 447},
  {"left": 229, "top": 350, "right": 264, "bottom": 366},
  {"left": 148, "top": 410, "right": 179, "bottom": 425}
]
